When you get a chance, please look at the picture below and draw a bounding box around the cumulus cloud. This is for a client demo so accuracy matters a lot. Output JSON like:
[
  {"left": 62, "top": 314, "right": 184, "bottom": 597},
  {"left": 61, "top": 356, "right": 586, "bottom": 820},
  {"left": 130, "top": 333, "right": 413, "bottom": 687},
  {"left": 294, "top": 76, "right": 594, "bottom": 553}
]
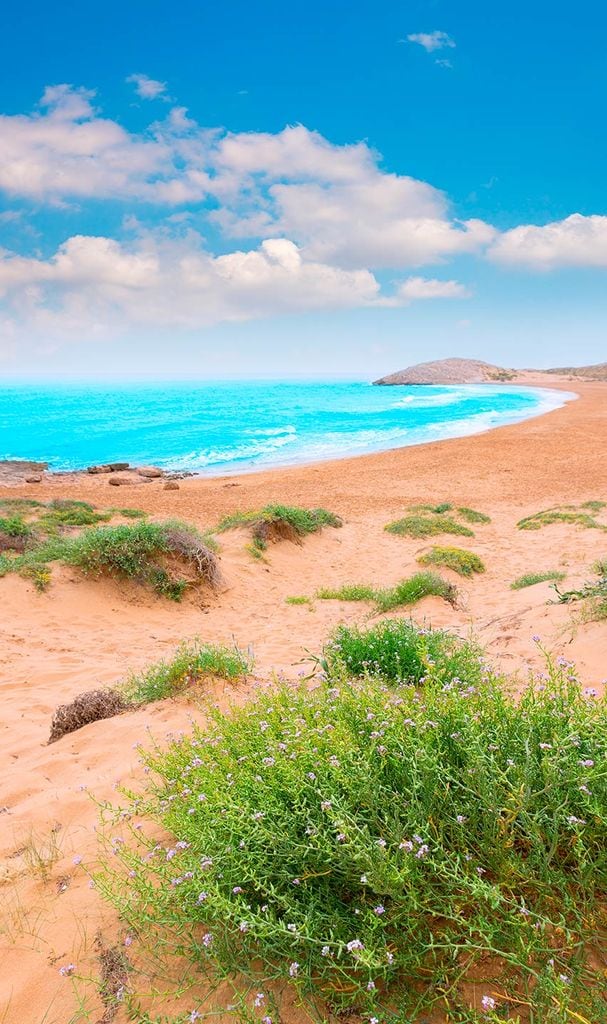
[
  {"left": 0, "top": 233, "right": 473, "bottom": 342},
  {"left": 488, "top": 214, "right": 607, "bottom": 269},
  {"left": 126, "top": 73, "right": 168, "bottom": 100},
  {"left": 407, "top": 31, "right": 456, "bottom": 53}
]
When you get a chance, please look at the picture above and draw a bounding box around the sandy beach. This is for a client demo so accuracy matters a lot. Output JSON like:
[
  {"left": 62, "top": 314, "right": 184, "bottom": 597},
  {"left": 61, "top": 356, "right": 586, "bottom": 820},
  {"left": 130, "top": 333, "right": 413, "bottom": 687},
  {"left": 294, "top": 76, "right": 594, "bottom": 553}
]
[{"left": 2, "top": 372, "right": 607, "bottom": 1023}]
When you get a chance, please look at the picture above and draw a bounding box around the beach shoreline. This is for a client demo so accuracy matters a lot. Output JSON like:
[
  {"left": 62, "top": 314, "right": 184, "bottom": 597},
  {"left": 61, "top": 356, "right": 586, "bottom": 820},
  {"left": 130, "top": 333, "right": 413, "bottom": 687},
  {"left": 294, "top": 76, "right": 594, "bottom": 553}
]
[{"left": 0, "top": 375, "right": 578, "bottom": 485}]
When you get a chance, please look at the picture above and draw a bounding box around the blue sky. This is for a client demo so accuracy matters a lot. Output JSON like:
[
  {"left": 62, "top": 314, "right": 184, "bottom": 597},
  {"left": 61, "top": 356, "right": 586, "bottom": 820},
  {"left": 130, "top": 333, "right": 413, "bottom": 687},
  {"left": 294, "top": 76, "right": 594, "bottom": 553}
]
[{"left": 0, "top": 0, "right": 606, "bottom": 378}]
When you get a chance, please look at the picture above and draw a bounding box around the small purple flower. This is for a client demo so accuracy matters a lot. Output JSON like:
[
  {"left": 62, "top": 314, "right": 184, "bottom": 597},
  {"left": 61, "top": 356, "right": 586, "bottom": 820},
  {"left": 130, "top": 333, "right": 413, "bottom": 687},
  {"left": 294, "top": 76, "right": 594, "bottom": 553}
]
[
  {"left": 124, "top": 934, "right": 133, "bottom": 947},
  {"left": 289, "top": 961, "right": 299, "bottom": 977},
  {"left": 367, "top": 980, "right": 376, "bottom": 991},
  {"left": 202, "top": 932, "right": 213, "bottom": 947},
  {"left": 579, "top": 759, "right": 594, "bottom": 767},
  {"left": 481, "top": 995, "right": 496, "bottom": 1012},
  {"left": 59, "top": 963, "right": 76, "bottom": 977},
  {"left": 233, "top": 886, "right": 244, "bottom": 894},
  {"left": 374, "top": 905, "right": 385, "bottom": 915},
  {"left": 347, "top": 939, "right": 364, "bottom": 953},
  {"left": 72, "top": 855, "right": 82, "bottom": 866},
  {"left": 254, "top": 992, "right": 265, "bottom": 1007}
]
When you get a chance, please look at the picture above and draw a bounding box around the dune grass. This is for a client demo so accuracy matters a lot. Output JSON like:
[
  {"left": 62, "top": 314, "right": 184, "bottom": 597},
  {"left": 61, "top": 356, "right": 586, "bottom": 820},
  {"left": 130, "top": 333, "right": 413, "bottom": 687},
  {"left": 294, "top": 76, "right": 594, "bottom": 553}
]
[
  {"left": 511, "top": 569, "right": 567, "bottom": 590},
  {"left": 218, "top": 504, "right": 341, "bottom": 552},
  {"left": 315, "top": 583, "right": 377, "bottom": 602},
  {"left": 386, "top": 504, "right": 490, "bottom": 540},
  {"left": 121, "top": 640, "right": 252, "bottom": 704},
  {"left": 97, "top": 631, "right": 607, "bottom": 1023},
  {"left": 285, "top": 595, "right": 314, "bottom": 606},
  {"left": 315, "top": 572, "right": 457, "bottom": 612},
  {"left": 417, "top": 545, "right": 486, "bottom": 577},
  {"left": 68, "top": 519, "right": 221, "bottom": 599},
  {"left": 456, "top": 505, "right": 491, "bottom": 524},
  {"left": 517, "top": 504, "right": 607, "bottom": 531}
]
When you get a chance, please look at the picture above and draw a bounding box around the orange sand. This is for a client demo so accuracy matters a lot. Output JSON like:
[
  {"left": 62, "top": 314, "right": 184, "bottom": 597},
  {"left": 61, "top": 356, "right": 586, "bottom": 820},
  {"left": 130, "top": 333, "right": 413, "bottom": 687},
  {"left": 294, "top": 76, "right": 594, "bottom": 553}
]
[{"left": 1, "top": 373, "right": 606, "bottom": 1022}]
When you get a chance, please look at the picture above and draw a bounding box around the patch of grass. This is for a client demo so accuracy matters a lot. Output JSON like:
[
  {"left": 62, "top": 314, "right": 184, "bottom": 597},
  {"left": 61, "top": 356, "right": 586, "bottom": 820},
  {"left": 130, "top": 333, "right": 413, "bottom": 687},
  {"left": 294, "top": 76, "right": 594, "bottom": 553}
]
[
  {"left": 121, "top": 640, "right": 252, "bottom": 704},
  {"left": 582, "top": 500, "right": 607, "bottom": 512},
  {"left": 321, "top": 618, "right": 480, "bottom": 684},
  {"left": 316, "top": 584, "right": 376, "bottom": 602},
  {"left": 418, "top": 545, "right": 486, "bottom": 577},
  {"left": 218, "top": 504, "right": 342, "bottom": 552},
  {"left": 285, "top": 595, "right": 314, "bottom": 606},
  {"left": 67, "top": 519, "right": 221, "bottom": 599},
  {"left": 374, "top": 571, "right": 457, "bottom": 612},
  {"left": 517, "top": 505, "right": 605, "bottom": 531},
  {"left": 98, "top": 644, "right": 607, "bottom": 1022},
  {"left": 115, "top": 507, "right": 148, "bottom": 519},
  {"left": 37, "top": 499, "right": 110, "bottom": 530},
  {"left": 0, "top": 497, "right": 43, "bottom": 514},
  {"left": 385, "top": 513, "right": 473, "bottom": 539},
  {"left": 457, "top": 506, "right": 491, "bottom": 524},
  {"left": 511, "top": 570, "right": 567, "bottom": 590},
  {"left": 315, "top": 574, "right": 457, "bottom": 612}
]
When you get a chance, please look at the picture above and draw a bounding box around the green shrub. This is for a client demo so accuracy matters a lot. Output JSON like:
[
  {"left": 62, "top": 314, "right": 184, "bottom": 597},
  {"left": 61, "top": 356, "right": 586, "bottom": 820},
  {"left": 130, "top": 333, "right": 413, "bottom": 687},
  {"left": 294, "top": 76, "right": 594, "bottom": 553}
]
[
  {"left": 116, "top": 507, "right": 147, "bottom": 519},
  {"left": 67, "top": 520, "right": 221, "bottom": 599},
  {"left": 285, "top": 595, "right": 314, "bottom": 606},
  {"left": 99, "top": 654, "right": 607, "bottom": 1022},
  {"left": 385, "top": 513, "right": 473, "bottom": 539},
  {"left": 121, "top": 640, "right": 252, "bottom": 704},
  {"left": 38, "top": 499, "right": 110, "bottom": 529},
  {"left": 0, "top": 514, "right": 31, "bottom": 538},
  {"left": 321, "top": 618, "right": 480, "bottom": 684},
  {"left": 511, "top": 570, "right": 566, "bottom": 590},
  {"left": 418, "top": 546, "right": 486, "bottom": 577},
  {"left": 374, "top": 571, "right": 457, "bottom": 612}
]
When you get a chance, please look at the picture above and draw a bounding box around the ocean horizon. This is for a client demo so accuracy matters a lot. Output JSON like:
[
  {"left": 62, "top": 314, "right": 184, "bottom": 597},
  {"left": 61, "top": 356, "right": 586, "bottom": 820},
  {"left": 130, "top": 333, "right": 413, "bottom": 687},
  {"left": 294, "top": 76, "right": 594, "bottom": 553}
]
[{"left": 0, "top": 380, "right": 573, "bottom": 476}]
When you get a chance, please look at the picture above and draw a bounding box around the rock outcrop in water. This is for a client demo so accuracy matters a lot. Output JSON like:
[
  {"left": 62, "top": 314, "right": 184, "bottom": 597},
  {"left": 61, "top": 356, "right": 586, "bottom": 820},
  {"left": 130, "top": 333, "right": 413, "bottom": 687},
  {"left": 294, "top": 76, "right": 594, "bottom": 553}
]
[{"left": 373, "top": 358, "right": 516, "bottom": 386}]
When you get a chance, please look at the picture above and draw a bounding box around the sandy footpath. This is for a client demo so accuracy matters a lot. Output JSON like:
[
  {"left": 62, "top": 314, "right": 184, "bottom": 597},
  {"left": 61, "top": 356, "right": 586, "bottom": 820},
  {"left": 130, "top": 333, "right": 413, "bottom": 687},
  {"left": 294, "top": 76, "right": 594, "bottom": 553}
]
[{"left": 1, "top": 373, "right": 607, "bottom": 1022}]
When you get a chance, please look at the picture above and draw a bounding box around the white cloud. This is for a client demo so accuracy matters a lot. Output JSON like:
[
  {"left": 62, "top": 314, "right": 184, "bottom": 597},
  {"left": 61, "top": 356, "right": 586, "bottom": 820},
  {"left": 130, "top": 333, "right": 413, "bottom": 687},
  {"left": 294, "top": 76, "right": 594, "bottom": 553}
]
[
  {"left": 0, "top": 233, "right": 473, "bottom": 343},
  {"left": 488, "top": 214, "right": 607, "bottom": 269},
  {"left": 407, "top": 31, "right": 456, "bottom": 53},
  {"left": 127, "top": 74, "right": 168, "bottom": 100},
  {"left": 393, "top": 276, "right": 471, "bottom": 302}
]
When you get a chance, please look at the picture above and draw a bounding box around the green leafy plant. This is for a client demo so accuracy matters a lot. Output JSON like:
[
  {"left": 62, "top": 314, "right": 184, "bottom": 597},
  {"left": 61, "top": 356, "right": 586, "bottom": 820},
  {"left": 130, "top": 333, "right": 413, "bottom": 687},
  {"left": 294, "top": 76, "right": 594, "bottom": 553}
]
[
  {"left": 315, "top": 584, "right": 376, "bottom": 602},
  {"left": 285, "top": 595, "right": 314, "bottom": 606},
  {"left": 418, "top": 546, "right": 485, "bottom": 577},
  {"left": 374, "top": 571, "right": 457, "bottom": 612},
  {"left": 98, "top": 647, "right": 607, "bottom": 1022},
  {"left": 456, "top": 506, "right": 491, "bottom": 524}
]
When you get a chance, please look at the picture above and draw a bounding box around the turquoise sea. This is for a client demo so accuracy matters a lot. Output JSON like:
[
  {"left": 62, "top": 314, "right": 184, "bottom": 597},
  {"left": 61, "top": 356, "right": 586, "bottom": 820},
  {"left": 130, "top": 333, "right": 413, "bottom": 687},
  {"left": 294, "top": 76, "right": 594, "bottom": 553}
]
[{"left": 0, "top": 380, "right": 572, "bottom": 475}]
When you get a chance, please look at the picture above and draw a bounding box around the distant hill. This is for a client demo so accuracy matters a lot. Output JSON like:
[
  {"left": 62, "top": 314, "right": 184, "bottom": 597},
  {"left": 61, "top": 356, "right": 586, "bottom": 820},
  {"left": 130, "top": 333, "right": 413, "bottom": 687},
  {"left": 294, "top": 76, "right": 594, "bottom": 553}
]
[
  {"left": 373, "top": 357, "right": 516, "bottom": 386},
  {"left": 543, "top": 363, "right": 607, "bottom": 381}
]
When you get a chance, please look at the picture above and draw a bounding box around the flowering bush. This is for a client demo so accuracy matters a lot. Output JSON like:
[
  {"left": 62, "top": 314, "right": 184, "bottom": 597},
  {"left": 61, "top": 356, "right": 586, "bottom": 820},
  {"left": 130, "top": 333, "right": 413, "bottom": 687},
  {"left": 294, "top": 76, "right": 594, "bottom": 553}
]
[{"left": 98, "top": 640, "right": 607, "bottom": 1022}]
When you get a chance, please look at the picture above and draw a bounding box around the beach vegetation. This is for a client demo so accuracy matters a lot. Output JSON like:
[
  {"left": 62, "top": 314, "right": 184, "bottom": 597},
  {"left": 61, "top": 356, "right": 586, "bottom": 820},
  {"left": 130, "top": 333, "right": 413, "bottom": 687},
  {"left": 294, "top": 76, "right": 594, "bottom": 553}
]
[
  {"left": 218, "top": 504, "right": 341, "bottom": 552},
  {"left": 510, "top": 569, "right": 567, "bottom": 590},
  {"left": 581, "top": 499, "right": 607, "bottom": 512},
  {"left": 285, "top": 595, "right": 314, "bottom": 606},
  {"left": 321, "top": 618, "right": 479, "bottom": 683},
  {"left": 552, "top": 564, "right": 607, "bottom": 621},
  {"left": 315, "top": 573, "right": 457, "bottom": 612},
  {"left": 67, "top": 519, "right": 221, "bottom": 599},
  {"left": 456, "top": 505, "right": 491, "bottom": 524},
  {"left": 121, "top": 640, "right": 252, "bottom": 705},
  {"left": 37, "top": 498, "right": 110, "bottom": 529},
  {"left": 49, "top": 688, "right": 131, "bottom": 743},
  {"left": 517, "top": 504, "right": 606, "bottom": 531},
  {"left": 385, "top": 511, "right": 474, "bottom": 539},
  {"left": 315, "top": 583, "right": 376, "bottom": 602},
  {"left": 96, "top": 636, "right": 607, "bottom": 1022},
  {"left": 417, "top": 545, "right": 486, "bottom": 577}
]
